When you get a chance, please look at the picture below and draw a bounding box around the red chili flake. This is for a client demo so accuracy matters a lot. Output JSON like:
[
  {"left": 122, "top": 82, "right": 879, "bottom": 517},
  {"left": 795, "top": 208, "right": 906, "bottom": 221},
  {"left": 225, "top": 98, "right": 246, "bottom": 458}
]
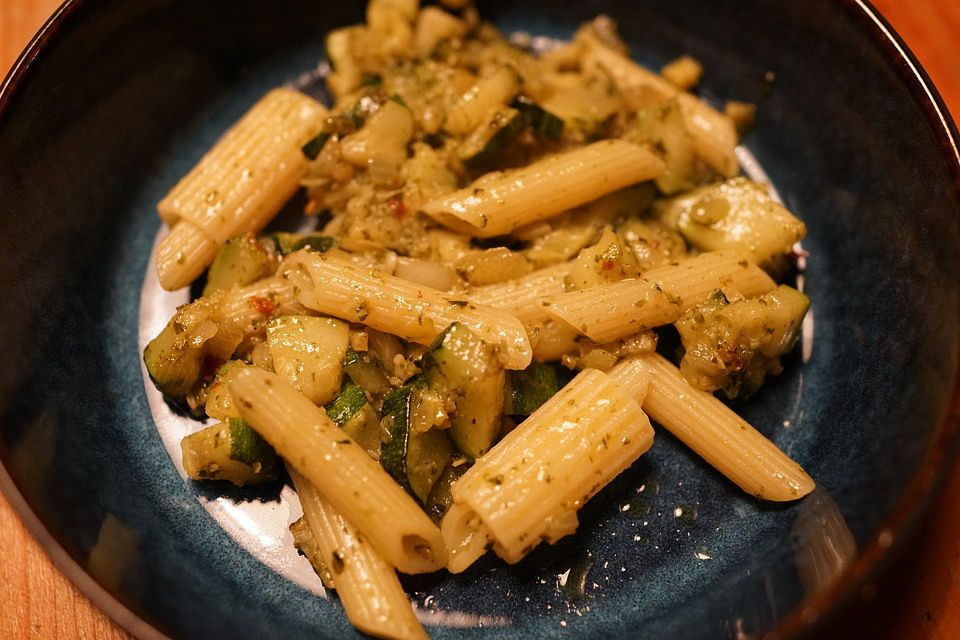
[
  {"left": 249, "top": 296, "right": 277, "bottom": 315},
  {"left": 601, "top": 259, "right": 615, "bottom": 271},
  {"left": 386, "top": 194, "right": 407, "bottom": 218}
]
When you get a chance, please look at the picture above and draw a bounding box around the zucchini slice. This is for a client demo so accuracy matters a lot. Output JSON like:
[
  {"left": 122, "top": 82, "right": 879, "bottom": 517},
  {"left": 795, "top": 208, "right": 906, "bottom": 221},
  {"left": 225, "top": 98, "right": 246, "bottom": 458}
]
[
  {"left": 181, "top": 417, "right": 281, "bottom": 486},
  {"left": 270, "top": 232, "right": 336, "bottom": 256},
  {"left": 203, "top": 360, "right": 250, "bottom": 420},
  {"left": 422, "top": 323, "right": 505, "bottom": 460},
  {"left": 203, "top": 234, "right": 276, "bottom": 296},
  {"left": 326, "top": 380, "right": 369, "bottom": 425},
  {"left": 424, "top": 461, "right": 470, "bottom": 524},
  {"left": 504, "top": 362, "right": 561, "bottom": 416},
  {"left": 459, "top": 106, "right": 526, "bottom": 170},
  {"left": 631, "top": 97, "right": 699, "bottom": 195},
  {"left": 267, "top": 315, "right": 349, "bottom": 406},
  {"left": 676, "top": 285, "right": 810, "bottom": 398},
  {"left": 326, "top": 381, "right": 381, "bottom": 460},
  {"left": 512, "top": 96, "right": 564, "bottom": 140},
  {"left": 342, "top": 347, "right": 393, "bottom": 398},
  {"left": 380, "top": 382, "right": 453, "bottom": 503},
  {"left": 301, "top": 131, "right": 332, "bottom": 160},
  {"left": 659, "top": 177, "right": 807, "bottom": 265},
  {"left": 143, "top": 296, "right": 220, "bottom": 398}
]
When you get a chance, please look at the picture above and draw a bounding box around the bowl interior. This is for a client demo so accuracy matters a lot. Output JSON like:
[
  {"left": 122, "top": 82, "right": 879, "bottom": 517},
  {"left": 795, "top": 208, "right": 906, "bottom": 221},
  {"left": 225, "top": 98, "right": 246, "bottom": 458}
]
[{"left": 1, "top": 1, "right": 958, "bottom": 639}]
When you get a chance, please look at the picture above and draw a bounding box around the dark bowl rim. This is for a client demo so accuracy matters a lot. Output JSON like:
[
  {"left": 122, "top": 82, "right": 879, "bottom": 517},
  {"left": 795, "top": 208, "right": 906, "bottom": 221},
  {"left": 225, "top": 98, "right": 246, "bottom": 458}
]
[{"left": 1, "top": 1, "right": 959, "bottom": 639}]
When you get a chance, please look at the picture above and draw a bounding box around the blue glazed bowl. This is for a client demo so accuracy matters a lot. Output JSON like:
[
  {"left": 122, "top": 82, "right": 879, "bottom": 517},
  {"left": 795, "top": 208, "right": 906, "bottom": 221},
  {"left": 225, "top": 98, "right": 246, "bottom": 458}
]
[{"left": 1, "top": 1, "right": 958, "bottom": 639}]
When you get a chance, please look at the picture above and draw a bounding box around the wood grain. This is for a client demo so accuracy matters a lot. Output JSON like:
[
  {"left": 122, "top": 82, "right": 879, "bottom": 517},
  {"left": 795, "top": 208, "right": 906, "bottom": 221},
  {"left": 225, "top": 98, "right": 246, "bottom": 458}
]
[{"left": 1, "top": 1, "right": 958, "bottom": 639}]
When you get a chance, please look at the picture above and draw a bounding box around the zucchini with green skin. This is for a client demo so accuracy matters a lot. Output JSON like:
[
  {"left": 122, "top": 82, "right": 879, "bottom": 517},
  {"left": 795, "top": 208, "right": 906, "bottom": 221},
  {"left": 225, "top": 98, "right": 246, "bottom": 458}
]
[
  {"left": 504, "top": 362, "right": 561, "bottom": 416},
  {"left": 326, "top": 381, "right": 381, "bottom": 460},
  {"left": 512, "top": 96, "right": 564, "bottom": 140},
  {"left": 342, "top": 347, "right": 392, "bottom": 397},
  {"left": 181, "top": 417, "right": 282, "bottom": 486},
  {"left": 301, "top": 131, "right": 332, "bottom": 160},
  {"left": 143, "top": 295, "right": 220, "bottom": 398},
  {"left": 630, "top": 98, "right": 699, "bottom": 195},
  {"left": 270, "top": 232, "right": 336, "bottom": 256},
  {"left": 676, "top": 285, "right": 810, "bottom": 399},
  {"left": 203, "top": 234, "right": 277, "bottom": 296},
  {"left": 422, "top": 323, "right": 505, "bottom": 460},
  {"left": 326, "top": 380, "right": 369, "bottom": 425},
  {"left": 459, "top": 107, "right": 526, "bottom": 169},
  {"left": 380, "top": 381, "right": 453, "bottom": 503},
  {"left": 424, "top": 462, "right": 469, "bottom": 524}
]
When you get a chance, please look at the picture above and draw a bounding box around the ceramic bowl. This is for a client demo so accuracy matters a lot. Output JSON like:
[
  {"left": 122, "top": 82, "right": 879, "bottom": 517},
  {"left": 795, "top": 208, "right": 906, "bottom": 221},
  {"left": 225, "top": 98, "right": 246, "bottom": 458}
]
[{"left": 1, "top": 1, "right": 958, "bottom": 639}]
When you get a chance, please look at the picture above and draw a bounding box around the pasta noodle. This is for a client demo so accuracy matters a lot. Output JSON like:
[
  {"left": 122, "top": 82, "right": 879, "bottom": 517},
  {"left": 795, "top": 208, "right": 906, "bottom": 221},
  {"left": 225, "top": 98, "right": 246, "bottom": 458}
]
[
  {"left": 609, "top": 353, "right": 814, "bottom": 501},
  {"left": 442, "top": 368, "right": 654, "bottom": 569},
  {"left": 580, "top": 31, "right": 740, "bottom": 178},
  {"left": 156, "top": 89, "right": 327, "bottom": 290},
  {"left": 422, "top": 140, "right": 665, "bottom": 237},
  {"left": 545, "top": 251, "right": 775, "bottom": 343},
  {"left": 281, "top": 250, "right": 533, "bottom": 370},
  {"left": 467, "top": 262, "right": 570, "bottom": 324},
  {"left": 228, "top": 368, "right": 447, "bottom": 573},
  {"left": 290, "top": 468, "right": 429, "bottom": 640}
]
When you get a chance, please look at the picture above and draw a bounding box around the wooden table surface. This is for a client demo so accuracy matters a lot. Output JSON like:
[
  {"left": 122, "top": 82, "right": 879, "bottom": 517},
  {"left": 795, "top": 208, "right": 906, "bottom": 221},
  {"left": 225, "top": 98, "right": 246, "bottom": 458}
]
[{"left": 1, "top": 1, "right": 959, "bottom": 639}]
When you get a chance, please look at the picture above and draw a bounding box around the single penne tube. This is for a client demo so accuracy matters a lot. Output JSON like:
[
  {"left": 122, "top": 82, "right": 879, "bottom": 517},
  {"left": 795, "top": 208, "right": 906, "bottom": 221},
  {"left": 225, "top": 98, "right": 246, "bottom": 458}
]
[
  {"left": 155, "top": 220, "right": 221, "bottom": 291},
  {"left": 281, "top": 250, "right": 532, "bottom": 369},
  {"left": 610, "top": 353, "right": 814, "bottom": 501},
  {"left": 468, "top": 262, "right": 570, "bottom": 324},
  {"left": 422, "top": 140, "right": 665, "bottom": 238},
  {"left": 290, "top": 468, "right": 429, "bottom": 640},
  {"left": 580, "top": 33, "right": 739, "bottom": 178},
  {"left": 156, "top": 88, "right": 327, "bottom": 290},
  {"left": 545, "top": 251, "right": 775, "bottom": 343},
  {"left": 467, "top": 263, "right": 580, "bottom": 362},
  {"left": 443, "top": 368, "right": 654, "bottom": 569},
  {"left": 229, "top": 368, "right": 447, "bottom": 573}
]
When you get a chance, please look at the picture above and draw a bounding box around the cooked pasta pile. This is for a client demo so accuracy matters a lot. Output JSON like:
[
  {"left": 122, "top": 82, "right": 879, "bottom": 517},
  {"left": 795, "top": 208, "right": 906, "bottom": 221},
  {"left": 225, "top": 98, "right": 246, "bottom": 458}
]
[{"left": 144, "top": 1, "right": 814, "bottom": 637}]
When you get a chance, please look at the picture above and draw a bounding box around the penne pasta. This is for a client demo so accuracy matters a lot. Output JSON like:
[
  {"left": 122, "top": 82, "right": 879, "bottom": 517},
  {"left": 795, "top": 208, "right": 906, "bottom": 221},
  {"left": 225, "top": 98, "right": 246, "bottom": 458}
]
[
  {"left": 229, "top": 368, "right": 447, "bottom": 573},
  {"left": 580, "top": 32, "right": 739, "bottom": 178},
  {"left": 156, "top": 89, "right": 327, "bottom": 290},
  {"left": 290, "top": 468, "right": 429, "bottom": 640},
  {"left": 281, "top": 250, "right": 532, "bottom": 369},
  {"left": 442, "top": 368, "right": 654, "bottom": 569},
  {"left": 422, "top": 140, "right": 665, "bottom": 238},
  {"left": 609, "top": 353, "right": 814, "bottom": 501},
  {"left": 468, "top": 262, "right": 570, "bottom": 324},
  {"left": 154, "top": 219, "right": 221, "bottom": 292},
  {"left": 545, "top": 251, "right": 775, "bottom": 343},
  {"left": 143, "top": 8, "right": 822, "bottom": 638}
]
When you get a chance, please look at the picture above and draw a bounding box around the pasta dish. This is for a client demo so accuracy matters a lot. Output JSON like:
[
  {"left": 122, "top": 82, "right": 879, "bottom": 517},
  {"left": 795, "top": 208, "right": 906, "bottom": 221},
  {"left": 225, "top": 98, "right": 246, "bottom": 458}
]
[{"left": 143, "top": 1, "right": 814, "bottom": 637}]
